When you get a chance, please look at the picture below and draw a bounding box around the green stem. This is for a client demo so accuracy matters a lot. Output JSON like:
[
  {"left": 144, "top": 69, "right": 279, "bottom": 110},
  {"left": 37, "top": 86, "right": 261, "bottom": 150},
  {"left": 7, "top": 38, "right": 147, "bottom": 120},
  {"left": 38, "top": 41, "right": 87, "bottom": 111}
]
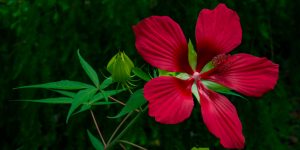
[
  {"left": 107, "top": 112, "right": 132, "bottom": 145},
  {"left": 119, "top": 140, "right": 147, "bottom": 150},
  {"left": 106, "top": 106, "right": 148, "bottom": 150}
]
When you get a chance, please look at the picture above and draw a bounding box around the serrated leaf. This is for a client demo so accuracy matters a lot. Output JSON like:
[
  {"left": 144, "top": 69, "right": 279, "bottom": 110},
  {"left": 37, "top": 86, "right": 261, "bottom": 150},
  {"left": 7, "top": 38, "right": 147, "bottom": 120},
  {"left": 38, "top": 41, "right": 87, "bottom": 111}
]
[
  {"left": 66, "top": 88, "right": 97, "bottom": 123},
  {"left": 132, "top": 67, "right": 151, "bottom": 81},
  {"left": 99, "top": 77, "right": 113, "bottom": 89},
  {"left": 89, "top": 89, "right": 125, "bottom": 104},
  {"left": 50, "top": 90, "right": 76, "bottom": 97},
  {"left": 77, "top": 50, "right": 100, "bottom": 88},
  {"left": 87, "top": 130, "right": 104, "bottom": 150},
  {"left": 110, "top": 89, "right": 146, "bottom": 118},
  {"left": 14, "top": 97, "right": 73, "bottom": 104},
  {"left": 16, "top": 80, "right": 94, "bottom": 90},
  {"left": 188, "top": 39, "right": 197, "bottom": 70}
]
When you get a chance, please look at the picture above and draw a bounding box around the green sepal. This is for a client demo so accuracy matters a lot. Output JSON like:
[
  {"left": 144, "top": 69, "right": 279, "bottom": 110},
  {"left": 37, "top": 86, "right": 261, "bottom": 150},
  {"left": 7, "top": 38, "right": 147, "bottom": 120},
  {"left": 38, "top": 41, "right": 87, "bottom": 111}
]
[
  {"left": 202, "top": 80, "right": 247, "bottom": 100},
  {"left": 16, "top": 80, "right": 94, "bottom": 90},
  {"left": 158, "top": 69, "right": 177, "bottom": 76},
  {"left": 201, "top": 61, "right": 214, "bottom": 73},
  {"left": 188, "top": 39, "right": 197, "bottom": 70},
  {"left": 87, "top": 130, "right": 104, "bottom": 150},
  {"left": 109, "top": 89, "right": 146, "bottom": 118},
  {"left": 78, "top": 50, "right": 100, "bottom": 88},
  {"left": 107, "top": 51, "right": 134, "bottom": 82}
]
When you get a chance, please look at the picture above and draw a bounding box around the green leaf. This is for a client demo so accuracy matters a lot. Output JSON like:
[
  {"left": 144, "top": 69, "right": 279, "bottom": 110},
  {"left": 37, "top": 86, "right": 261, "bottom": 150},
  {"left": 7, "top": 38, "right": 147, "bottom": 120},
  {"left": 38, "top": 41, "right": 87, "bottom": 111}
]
[
  {"left": 188, "top": 39, "right": 197, "bottom": 70},
  {"left": 132, "top": 67, "right": 151, "bottom": 81},
  {"left": 89, "top": 89, "right": 125, "bottom": 104},
  {"left": 14, "top": 97, "right": 73, "bottom": 104},
  {"left": 73, "top": 104, "right": 91, "bottom": 115},
  {"left": 99, "top": 77, "right": 113, "bottom": 89},
  {"left": 73, "top": 102, "right": 117, "bottom": 115},
  {"left": 87, "top": 130, "right": 104, "bottom": 150},
  {"left": 66, "top": 88, "right": 98, "bottom": 123},
  {"left": 110, "top": 89, "right": 146, "bottom": 118},
  {"left": 50, "top": 90, "right": 76, "bottom": 97},
  {"left": 16, "top": 80, "right": 94, "bottom": 90},
  {"left": 77, "top": 50, "right": 100, "bottom": 88}
]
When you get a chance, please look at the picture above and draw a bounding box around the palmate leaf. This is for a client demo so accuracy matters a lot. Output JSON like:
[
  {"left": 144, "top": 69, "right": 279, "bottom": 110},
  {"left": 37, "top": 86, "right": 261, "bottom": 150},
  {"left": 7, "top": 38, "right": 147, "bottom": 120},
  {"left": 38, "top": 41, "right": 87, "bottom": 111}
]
[
  {"left": 89, "top": 89, "right": 125, "bottom": 104},
  {"left": 66, "top": 87, "right": 98, "bottom": 123},
  {"left": 73, "top": 101, "right": 117, "bottom": 115},
  {"left": 99, "top": 77, "right": 113, "bottom": 90},
  {"left": 16, "top": 80, "right": 94, "bottom": 90},
  {"left": 50, "top": 90, "right": 76, "bottom": 97},
  {"left": 87, "top": 130, "right": 104, "bottom": 150},
  {"left": 132, "top": 67, "right": 151, "bottom": 81},
  {"left": 77, "top": 50, "right": 100, "bottom": 88},
  {"left": 14, "top": 97, "right": 73, "bottom": 104},
  {"left": 110, "top": 89, "right": 146, "bottom": 118}
]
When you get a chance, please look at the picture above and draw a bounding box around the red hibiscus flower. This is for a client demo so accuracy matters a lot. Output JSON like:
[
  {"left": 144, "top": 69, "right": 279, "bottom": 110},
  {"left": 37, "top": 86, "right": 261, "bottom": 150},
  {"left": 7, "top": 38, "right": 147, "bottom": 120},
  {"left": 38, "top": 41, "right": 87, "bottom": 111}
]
[{"left": 133, "top": 3, "right": 278, "bottom": 149}]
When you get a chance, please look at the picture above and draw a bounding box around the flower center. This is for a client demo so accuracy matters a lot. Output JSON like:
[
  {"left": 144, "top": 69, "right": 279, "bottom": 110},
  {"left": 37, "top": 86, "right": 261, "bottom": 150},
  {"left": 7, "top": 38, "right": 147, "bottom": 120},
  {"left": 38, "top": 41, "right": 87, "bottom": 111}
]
[{"left": 192, "top": 72, "right": 201, "bottom": 80}]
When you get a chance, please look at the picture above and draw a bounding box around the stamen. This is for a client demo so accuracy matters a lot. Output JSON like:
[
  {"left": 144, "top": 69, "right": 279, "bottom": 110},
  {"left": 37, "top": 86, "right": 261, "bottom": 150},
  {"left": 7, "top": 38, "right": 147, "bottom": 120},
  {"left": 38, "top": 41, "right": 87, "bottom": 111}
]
[
  {"left": 211, "top": 54, "right": 232, "bottom": 73},
  {"left": 212, "top": 54, "right": 230, "bottom": 67}
]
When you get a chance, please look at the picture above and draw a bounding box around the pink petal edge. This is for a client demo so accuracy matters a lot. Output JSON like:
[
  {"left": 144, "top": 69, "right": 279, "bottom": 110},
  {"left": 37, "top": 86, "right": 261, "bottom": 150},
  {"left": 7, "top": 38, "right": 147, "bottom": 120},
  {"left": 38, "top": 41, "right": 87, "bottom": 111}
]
[
  {"left": 195, "top": 3, "right": 242, "bottom": 71},
  {"left": 201, "top": 53, "right": 279, "bottom": 97},
  {"left": 133, "top": 16, "right": 193, "bottom": 74},
  {"left": 197, "top": 82, "right": 245, "bottom": 149}
]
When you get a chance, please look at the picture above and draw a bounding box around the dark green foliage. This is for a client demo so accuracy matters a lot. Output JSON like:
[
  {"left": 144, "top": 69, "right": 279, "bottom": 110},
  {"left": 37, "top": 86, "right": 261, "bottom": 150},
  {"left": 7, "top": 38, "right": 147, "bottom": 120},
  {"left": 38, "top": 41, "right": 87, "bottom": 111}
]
[{"left": 1, "top": 0, "right": 299, "bottom": 149}]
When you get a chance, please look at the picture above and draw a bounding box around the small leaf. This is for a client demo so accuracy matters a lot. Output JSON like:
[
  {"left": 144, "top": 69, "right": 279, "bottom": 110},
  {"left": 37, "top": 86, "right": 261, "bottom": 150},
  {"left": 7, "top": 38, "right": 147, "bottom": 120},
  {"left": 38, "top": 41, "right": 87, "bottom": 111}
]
[
  {"left": 87, "top": 130, "right": 104, "bottom": 150},
  {"left": 50, "top": 90, "right": 76, "bottom": 97},
  {"left": 73, "top": 104, "right": 91, "bottom": 115},
  {"left": 188, "top": 39, "right": 197, "bottom": 70},
  {"left": 66, "top": 88, "right": 98, "bottom": 123},
  {"left": 110, "top": 89, "right": 146, "bottom": 118},
  {"left": 14, "top": 97, "right": 72, "bottom": 104},
  {"left": 16, "top": 80, "right": 94, "bottom": 90},
  {"left": 132, "top": 67, "right": 151, "bottom": 81},
  {"left": 99, "top": 77, "right": 113, "bottom": 89},
  {"left": 78, "top": 50, "right": 100, "bottom": 88},
  {"left": 89, "top": 89, "right": 125, "bottom": 104}
]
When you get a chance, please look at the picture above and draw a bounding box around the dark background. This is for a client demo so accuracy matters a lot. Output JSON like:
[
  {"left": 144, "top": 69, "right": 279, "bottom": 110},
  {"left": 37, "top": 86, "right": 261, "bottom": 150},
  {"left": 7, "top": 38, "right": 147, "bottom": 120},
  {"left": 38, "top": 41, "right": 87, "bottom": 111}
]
[{"left": 1, "top": 0, "right": 299, "bottom": 149}]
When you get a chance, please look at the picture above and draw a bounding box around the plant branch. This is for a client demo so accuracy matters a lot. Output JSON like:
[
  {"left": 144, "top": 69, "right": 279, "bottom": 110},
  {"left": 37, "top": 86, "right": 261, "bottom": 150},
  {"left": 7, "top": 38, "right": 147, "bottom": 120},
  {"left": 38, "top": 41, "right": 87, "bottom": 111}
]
[
  {"left": 119, "top": 140, "right": 147, "bottom": 150},
  {"left": 106, "top": 106, "right": 148, "bottom": 150},
  {"left": 107, "top": 112, "right": 132, "bottom": 145},
  {"left": 108, "top": 96, "right": 140, "bottom": 112},
  {"left": 90, "top": 109, "right": 106, "bottom": 147}
]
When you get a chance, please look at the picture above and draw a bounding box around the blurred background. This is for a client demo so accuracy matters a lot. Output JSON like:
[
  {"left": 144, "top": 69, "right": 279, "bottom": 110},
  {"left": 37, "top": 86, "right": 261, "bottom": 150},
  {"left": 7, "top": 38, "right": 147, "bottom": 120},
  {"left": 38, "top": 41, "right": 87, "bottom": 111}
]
[{"left": 1, "top": 0, "right": 299, "bottom": 149}]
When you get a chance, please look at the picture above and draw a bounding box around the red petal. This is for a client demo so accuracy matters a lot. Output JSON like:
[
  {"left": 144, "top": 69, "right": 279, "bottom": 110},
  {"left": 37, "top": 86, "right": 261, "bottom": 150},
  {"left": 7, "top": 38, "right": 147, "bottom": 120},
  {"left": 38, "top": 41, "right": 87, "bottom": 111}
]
[
  {"left": 201, "top": 53, "right": 279, "bottom": 97},
  {"left": 144, "top": 76, "right": 194, "bottom": 124},
  {"left": 197, "top": 82, "right": 245, "bottom": 149},
  {"left": 195, "top": 4, "right": 242, "bottom": 71},
  {"left": 133, "top": 16, "right": 193, "bottom": 74}
]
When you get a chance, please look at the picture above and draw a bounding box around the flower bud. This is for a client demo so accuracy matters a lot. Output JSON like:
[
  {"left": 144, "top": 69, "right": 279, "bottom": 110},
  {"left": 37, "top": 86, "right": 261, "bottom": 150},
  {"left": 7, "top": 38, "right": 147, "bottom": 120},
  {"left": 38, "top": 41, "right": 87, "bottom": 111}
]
[{"left": 107, "top": 51, "right": 134, "bottom": 83}]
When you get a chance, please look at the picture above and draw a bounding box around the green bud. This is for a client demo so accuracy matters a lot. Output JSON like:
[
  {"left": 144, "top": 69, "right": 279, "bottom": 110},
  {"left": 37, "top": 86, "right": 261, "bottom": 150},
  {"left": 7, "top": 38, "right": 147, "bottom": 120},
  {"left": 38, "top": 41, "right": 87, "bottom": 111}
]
[{"left": 107, "top": 51, "right": 134, "bottom": 82}]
